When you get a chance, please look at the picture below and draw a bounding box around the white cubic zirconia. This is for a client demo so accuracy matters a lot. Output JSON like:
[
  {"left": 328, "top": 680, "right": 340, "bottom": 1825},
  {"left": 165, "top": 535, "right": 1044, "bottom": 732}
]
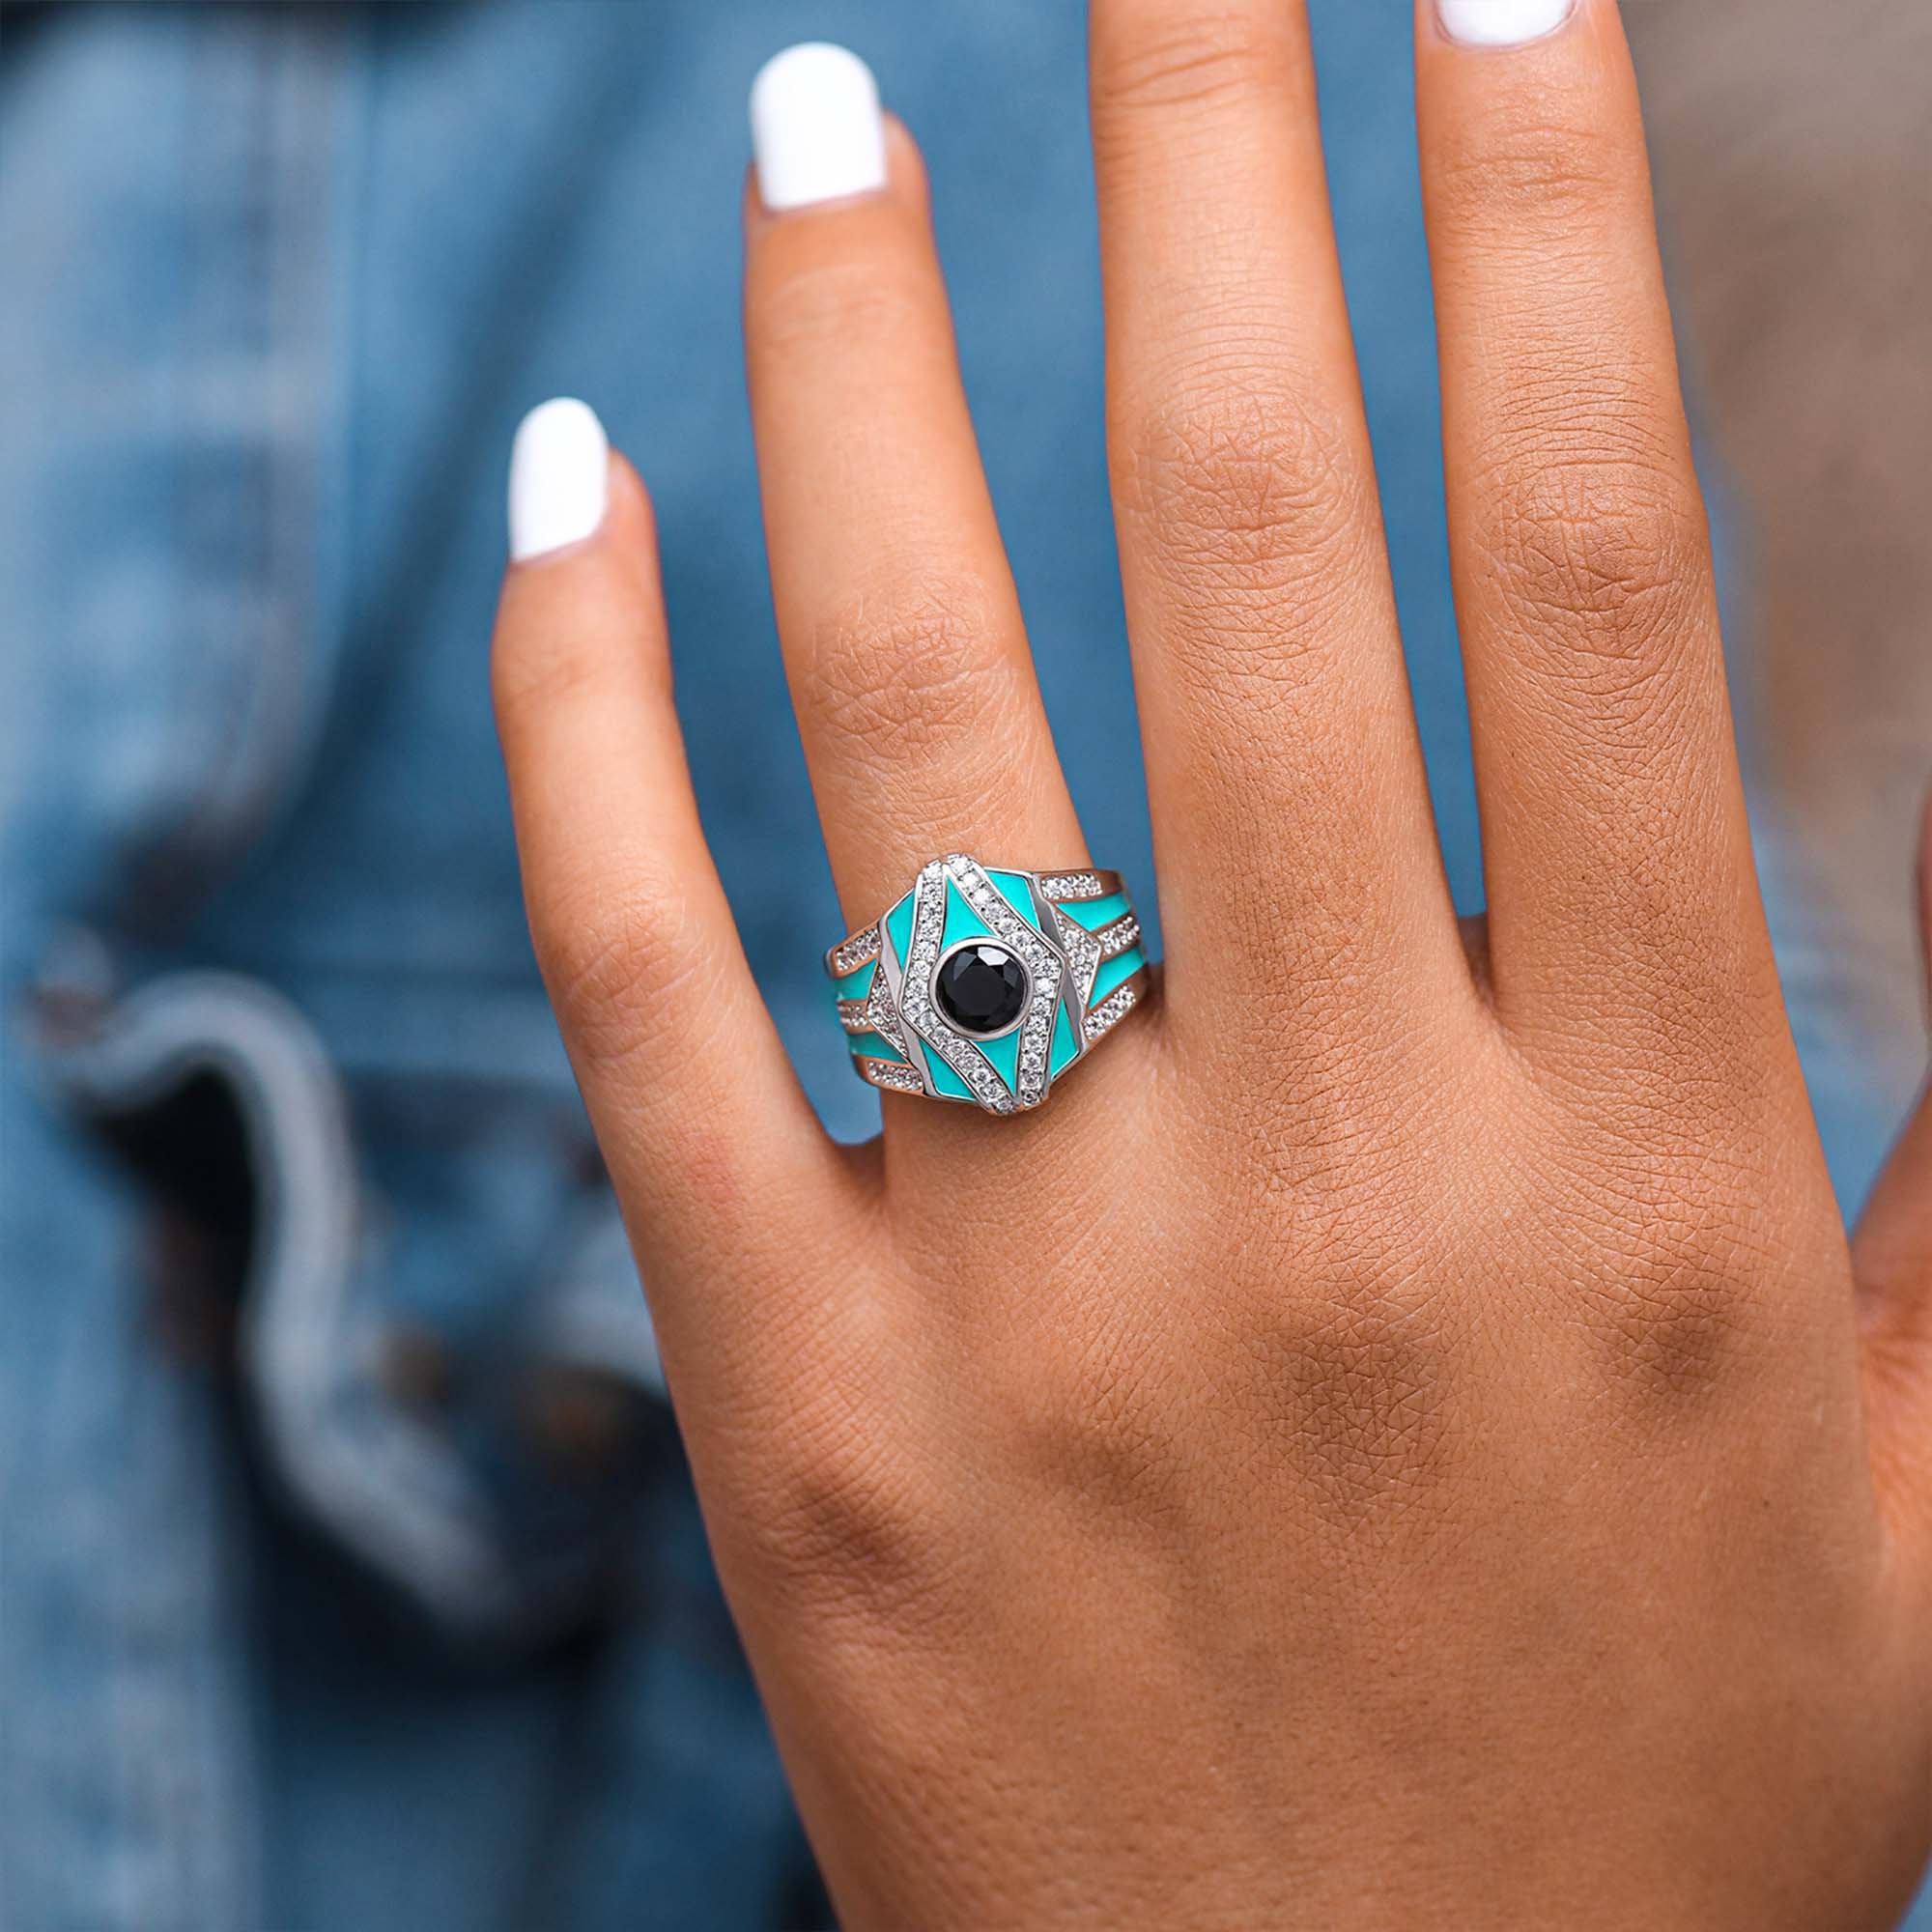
[
  {"left": 1083, "top": 980, "right": 1140, "bottom": 1041},
  {"left": 862, "top": 968, "right": 910, "bottom": 1059},
  {"left": 831, "top": 927, "right": 882, "bottom": 977},
  {"left": 1049, "top": 904, "right": 1103, "bottom": 1009}
]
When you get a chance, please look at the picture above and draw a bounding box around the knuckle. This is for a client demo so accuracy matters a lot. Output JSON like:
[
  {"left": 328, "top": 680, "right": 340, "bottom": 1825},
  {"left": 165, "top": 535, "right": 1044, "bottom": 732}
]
[
  {"left": 744, "top": 1392, "right": 955, "bottom": 1634},
  {"left": 1478, "top": 449, "right": 1711, "bottom": 683},
  {"left": 1091, "top": 9, "right": 1294, "bottom": 121},
  {"left": 1561, "top": 1144, "right": 1769, "bottom": 1399},
  {"left": 1010, "top": 1330, "right": 1188, "bottom": 1519},
  {"left": 1116, "top": 377, "right": 1369, "bottom": 611},
  {"left": 810, "top": 575, "right": 1027, "bottom": 769},
  {"left": 491, "top": 601, "right": 665, "bottom": 725},
  {"left": 753, "top": 249, "right": 927, "bottom": 368},
  {"left": 536, "top": 869, "right": 709, "bottom": 1065},
  {"left": 1592, "top": 1230, "right": 1752, "bottom": 1401},
  {"left": 1430, "top": 109, "right": 1633, "bottom": 240}
]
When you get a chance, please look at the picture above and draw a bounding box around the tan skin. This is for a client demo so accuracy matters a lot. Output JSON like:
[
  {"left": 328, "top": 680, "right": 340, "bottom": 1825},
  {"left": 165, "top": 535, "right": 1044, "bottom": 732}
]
[{"left": 491, "top": 1, "right": 1932, "bottom": 1924}]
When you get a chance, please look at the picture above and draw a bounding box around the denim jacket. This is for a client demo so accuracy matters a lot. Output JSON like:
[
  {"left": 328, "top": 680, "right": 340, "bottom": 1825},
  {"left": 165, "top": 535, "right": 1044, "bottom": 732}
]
[{"left": 0, "top": 4, "right": 1903, "bottom": 1928}]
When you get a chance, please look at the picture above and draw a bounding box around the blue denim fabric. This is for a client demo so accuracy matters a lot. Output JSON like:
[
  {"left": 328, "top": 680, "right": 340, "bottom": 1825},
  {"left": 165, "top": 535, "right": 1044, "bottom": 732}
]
[{"left": 1, "top": 3, "right": 1917, "bottom": 1928}]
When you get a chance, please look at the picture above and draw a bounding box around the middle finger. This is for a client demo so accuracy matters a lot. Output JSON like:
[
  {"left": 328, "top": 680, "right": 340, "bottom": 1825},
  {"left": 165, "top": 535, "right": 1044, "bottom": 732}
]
[{"left": 1091, "top": 0, "right": 1471, "bottom": 1074}]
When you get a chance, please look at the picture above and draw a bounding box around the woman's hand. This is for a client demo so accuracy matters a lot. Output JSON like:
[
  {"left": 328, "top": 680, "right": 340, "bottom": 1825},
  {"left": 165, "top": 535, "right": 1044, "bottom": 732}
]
[{"left": 491, "top": 4, "right": 1932, "bottom": 1924}]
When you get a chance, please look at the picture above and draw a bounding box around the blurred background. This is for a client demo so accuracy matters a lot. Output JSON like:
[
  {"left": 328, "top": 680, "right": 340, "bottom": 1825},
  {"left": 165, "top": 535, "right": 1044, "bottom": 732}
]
[{"left": 2, "top": 2, "right": 1926, "bottom": 1927}]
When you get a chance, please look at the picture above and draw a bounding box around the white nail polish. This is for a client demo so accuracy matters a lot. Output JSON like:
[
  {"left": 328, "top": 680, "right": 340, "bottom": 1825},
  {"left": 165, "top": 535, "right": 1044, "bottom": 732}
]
[
  {"left": 507, "top": 397, "right": 609, "bottom": 562},
  {"left": 749, "top": 43, "right": 887, "bottom": 213},
  {"left": 1437, "top": 0, "right": 1577, "bottom": 48}
]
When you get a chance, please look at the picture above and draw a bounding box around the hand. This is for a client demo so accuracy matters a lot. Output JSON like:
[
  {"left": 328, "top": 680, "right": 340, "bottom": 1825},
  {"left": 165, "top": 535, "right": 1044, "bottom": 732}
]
[{"left": 491, "top": 5, "right": 1932, "bottom": 1925}]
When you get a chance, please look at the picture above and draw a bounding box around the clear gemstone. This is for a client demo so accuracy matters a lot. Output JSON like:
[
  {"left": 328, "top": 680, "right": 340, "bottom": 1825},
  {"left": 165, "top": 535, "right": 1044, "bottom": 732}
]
[{"left": 1084, "top": 982, "right": 1139, "bottom": 1040}]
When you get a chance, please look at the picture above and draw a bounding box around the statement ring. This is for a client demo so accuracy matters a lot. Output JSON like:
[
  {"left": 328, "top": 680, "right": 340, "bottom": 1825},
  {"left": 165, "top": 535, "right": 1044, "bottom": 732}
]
[{"left": 825, "top": 854, "right": 1149, "bottom": 1114}]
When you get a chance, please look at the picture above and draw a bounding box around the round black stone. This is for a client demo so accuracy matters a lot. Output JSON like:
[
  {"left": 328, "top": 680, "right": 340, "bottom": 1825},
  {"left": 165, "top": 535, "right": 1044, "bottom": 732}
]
[{"left": 933, "top": 942, "right": 1029, "bottom": 1037}]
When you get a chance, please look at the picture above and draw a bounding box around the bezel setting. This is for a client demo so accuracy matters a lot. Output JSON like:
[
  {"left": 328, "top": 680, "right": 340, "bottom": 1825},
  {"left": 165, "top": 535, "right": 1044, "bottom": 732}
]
[{"left": 929, "top": 937, "right": 1034, "bottom": 1040}]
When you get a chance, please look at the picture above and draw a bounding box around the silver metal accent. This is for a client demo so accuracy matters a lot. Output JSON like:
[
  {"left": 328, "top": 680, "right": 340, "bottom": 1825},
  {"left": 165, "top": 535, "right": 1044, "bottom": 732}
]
[{"left": 826, "top": 856, "right": 1145, "bottom": 1114}]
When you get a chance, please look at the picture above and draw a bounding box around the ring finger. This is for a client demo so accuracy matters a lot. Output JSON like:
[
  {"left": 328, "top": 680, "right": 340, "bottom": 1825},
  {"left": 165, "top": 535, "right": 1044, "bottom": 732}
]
[
  {"left": 1417, "top": 0, "right": 1775, "bottom": 1067},
  {"left": 1089, "top": 0, "right": 1471, "bottom": 1082}
]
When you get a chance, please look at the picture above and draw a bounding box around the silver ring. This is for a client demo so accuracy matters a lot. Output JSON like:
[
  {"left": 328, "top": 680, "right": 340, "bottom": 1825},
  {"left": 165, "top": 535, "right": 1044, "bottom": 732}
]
[{"left": 825, "top": 853, "right": 1149, "bottom": 1114}]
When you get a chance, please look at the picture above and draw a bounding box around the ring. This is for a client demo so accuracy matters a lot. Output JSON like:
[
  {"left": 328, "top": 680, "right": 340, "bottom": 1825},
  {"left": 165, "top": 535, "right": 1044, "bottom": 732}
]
[{"left": 825, "top": 853, "right": 1149, "bottom": 1114}]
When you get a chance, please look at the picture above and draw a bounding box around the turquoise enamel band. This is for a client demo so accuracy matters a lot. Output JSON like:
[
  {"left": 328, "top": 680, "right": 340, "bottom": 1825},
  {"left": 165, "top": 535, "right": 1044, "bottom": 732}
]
[{"left": 825, "top": 854, "right": 1149, "bottom": 1114}]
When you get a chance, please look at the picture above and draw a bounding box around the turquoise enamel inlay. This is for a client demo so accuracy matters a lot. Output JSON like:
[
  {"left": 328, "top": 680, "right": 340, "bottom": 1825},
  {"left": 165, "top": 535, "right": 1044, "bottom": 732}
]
[
  {"left": 883, "top": 891, "right": 917, "bottom": 971},
  {"left": 986, "top": 869, "right": 1045, "bottom": 933},
  {"left": 1060, "top": 890, "right": 1130, "bottom": 933},
  {"left": 976, "top": 1026, "right": 1022, "bottom": 1094},
  {"left": 940, "top": 879, "right": 993, "bottom": 952},
  {"left": 832, "top": 957, "right": 876, "bottom": 999},
  {"left": 1048, "top": 999, "right": 1080, "bottom": 1077},
  {"left": 1089, "top": 945, "right": 1145, "bottom": 1004},
  {"left": 927, "top": 1052, "right": 976, "bottom": 1102},
  {"left": 847, "top": 1031, "right": 909, "bottom": 1065}
]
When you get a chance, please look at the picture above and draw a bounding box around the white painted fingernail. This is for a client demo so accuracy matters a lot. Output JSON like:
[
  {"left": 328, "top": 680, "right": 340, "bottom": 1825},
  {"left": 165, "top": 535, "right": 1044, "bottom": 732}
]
[
  {"left": 750, "top": 43, "right": 887, "bottom": 213},
  {"left": 508, "top": 398, "right": 609, "bottom": 562},
  {"left": 1437, "top": 0, "right": 1577, "bottom": 47}
]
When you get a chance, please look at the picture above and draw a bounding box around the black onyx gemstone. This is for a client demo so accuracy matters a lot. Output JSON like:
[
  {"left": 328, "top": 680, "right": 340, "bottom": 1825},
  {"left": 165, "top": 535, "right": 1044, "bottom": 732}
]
[{"left": 933, "top": 943, "right": 1030, "bottom": 1037}]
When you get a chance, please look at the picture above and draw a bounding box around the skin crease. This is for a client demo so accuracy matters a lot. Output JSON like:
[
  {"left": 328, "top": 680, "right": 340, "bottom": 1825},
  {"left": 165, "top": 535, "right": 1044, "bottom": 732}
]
[{"left": 492, "top": 2, "right": 1932, "bottom": 1926}]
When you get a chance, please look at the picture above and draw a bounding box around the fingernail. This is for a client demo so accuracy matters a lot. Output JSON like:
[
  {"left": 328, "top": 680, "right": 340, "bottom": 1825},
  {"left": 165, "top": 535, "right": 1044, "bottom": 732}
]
[
  {"left": 1437, "top": 0, "right": 1577, "bottom": 47},
  {"left": 749, "top": 42, "right": 887, "bottom": 213},
  {"left": 508, "top": 398, "right": 609, "bottom": 562}
]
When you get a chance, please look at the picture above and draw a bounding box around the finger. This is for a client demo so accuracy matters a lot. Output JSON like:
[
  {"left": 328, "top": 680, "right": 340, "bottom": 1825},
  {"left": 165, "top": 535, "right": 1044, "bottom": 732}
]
[
  {"left": 744, "top": 45, "right": 1085, "bottom": 934},
  {"left": 1417, "top": 0, "right": 1774, "bottom": 1057},
  {"left": 1090, "top": 0, "right": 1468, "bottom": 1067},
  {"left": 1856, "top": 788, "right": 1932, "bottom": 1575},
  {"left": 493, "top": 401, "right": 858, "bottom": 1382}
]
